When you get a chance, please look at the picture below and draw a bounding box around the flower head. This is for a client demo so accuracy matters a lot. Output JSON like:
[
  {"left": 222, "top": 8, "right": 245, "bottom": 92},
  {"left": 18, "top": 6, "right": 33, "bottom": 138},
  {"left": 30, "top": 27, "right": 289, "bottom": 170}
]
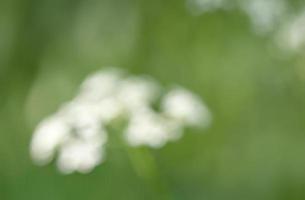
[{"left": 30, "top": 68, "right": 211, "bottom": 174}]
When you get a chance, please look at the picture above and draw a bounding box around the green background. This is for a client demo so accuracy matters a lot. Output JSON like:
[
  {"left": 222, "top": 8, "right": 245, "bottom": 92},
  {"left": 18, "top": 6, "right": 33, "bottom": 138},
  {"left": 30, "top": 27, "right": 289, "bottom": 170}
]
[{"left": 1, "top": 0, "right": 305, "bottom": 199}]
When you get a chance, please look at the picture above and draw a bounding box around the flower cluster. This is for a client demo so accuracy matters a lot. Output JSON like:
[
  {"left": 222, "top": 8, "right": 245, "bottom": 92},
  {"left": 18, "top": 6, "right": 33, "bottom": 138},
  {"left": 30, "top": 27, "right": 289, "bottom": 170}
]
[{"left": 30, "top": 68, "right": 211, "bottom": 174}]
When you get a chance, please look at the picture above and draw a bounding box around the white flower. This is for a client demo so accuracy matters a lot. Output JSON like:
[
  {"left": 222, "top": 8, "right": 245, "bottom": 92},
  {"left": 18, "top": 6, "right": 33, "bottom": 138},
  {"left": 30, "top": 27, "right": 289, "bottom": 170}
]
[
  {"left": 124, "top": 109, "right": 173, "bottom": 148},
  {"left": 186, "top": 0, "right": 230, "bottom": 15},
  {"left": 95, "top": 97, "right": 124, "bottom": 123},
  {"left": 241, "top": 0, "right": 286, "bottom": 34},
  {"left": 276, "top": 11, "right": 305, "bottom": 51},
  {"left": 162, "top": 87, "right": 211, "bottom": 127},
  {"left": 30, "top": 115, "right": 69, "bottom": 165},
  {"left": 61, "top": 101, "right": 102, "bottom": 129},
  {"left": 57, "top": 138, "right": 104, "bottom": 174},
  {"left": 117, "top": 76, "right": 160, "bottom": 113},
  {"left": 78, "top": 68, "right": 123, "bottom": 102},
  {"left": 30, "top": 68, "right": 211, "bottom": 173}
]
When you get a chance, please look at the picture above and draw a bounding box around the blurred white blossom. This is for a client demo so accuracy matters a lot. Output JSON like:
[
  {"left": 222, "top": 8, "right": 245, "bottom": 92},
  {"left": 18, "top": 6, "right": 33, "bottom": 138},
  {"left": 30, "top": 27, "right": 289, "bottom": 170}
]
[
  {"left": 124, "top": 109, "right": 172, "bottom": 148},
  {"left": 162, "top": 87, "right": 211, "bottom": 127},
  {"left": 186, "top": 0, "right": 230, "bottom": 15},
  {"left": 57, "top": 138, "right": 104, "bottom": 174},
  {"left": 77, "top": 68, "right": 122, "bottom": 102},
  {"left": 186, "top": 0, "right": 305, "bottom": 53},
  {"left": 187, "top": 0, "right": 286, "bottom": 34},
  {"left": 241, "top": 0, "right": 286, "bottom": 35},
  {"left": 30, "top": 114, "right": 70, "bottom": 165},
  {"left": 30, "top": 68, "right": 211, "bottom": 174},
  {"left": 276, "top": 11, "right": 305, "bottom": 52},
  {"left": 117, "top": 76, "right": 160, "bottom": 113}
]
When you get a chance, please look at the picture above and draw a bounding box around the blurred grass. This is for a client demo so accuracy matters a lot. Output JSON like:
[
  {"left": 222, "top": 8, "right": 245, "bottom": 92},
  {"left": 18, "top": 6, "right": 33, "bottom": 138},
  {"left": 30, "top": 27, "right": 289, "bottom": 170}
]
[{"left": 1, "top": 0, "right": 305, "bottom": 199}]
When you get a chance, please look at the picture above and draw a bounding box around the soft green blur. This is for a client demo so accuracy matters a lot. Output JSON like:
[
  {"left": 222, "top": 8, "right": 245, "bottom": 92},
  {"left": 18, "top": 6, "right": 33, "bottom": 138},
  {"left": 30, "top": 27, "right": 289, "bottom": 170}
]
[{"left": 1, "top": 0, "right": 305, "bottom": 199}]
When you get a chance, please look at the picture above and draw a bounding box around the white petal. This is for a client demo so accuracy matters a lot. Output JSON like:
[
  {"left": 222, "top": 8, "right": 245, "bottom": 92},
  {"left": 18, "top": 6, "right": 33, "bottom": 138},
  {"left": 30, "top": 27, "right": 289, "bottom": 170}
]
[
  {"left": 117, "top": 76, "right": 160, "bottom": 112},
  {"left": 125, "top": 109, "right": 172, "bottom": 148},
  {"left": 30, "top": 115, "right": 69, "bottom": 165},
  {"left": 162, "top": 87, "right": 211, "bottom": 127}
]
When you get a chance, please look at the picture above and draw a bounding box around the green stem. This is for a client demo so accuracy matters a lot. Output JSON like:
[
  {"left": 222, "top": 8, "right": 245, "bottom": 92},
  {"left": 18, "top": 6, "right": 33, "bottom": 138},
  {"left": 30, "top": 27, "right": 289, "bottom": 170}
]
[{"left": 126, "top": 146, "right": 173, "bottom": 200}]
